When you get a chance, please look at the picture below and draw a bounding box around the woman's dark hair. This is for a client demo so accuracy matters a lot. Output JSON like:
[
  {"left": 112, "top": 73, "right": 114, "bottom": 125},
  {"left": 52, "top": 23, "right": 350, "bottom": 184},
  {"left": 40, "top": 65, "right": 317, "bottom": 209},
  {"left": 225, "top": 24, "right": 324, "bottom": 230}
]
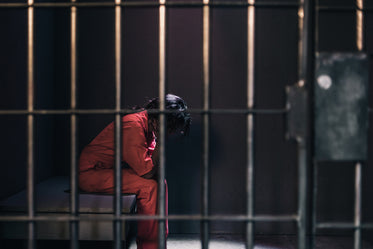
[{"left": 144, "top": 94, "right": 191, "bottom": 135}]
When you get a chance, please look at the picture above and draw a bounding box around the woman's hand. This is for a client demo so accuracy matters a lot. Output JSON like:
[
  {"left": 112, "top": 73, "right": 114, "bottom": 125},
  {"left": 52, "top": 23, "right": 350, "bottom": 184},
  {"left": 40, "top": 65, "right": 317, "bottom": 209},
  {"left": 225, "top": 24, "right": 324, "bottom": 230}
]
[
  {"left": 142, "top": 145, "right": 159, "bottom": 180},
  {"left": 152, "top": 144, "right": 159, "bottom": 166}
]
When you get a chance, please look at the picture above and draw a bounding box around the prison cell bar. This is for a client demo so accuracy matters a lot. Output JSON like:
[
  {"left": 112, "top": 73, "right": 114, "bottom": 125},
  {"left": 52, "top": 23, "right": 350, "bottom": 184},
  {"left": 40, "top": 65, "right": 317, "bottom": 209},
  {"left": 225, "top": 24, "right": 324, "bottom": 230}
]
[
  {"left": 356, "top": 0, "right": 364, "bottom": 51},
  {"left": 2, "top": 214, "right": 373, "bottom": 226},
  {"left": 113, "top": 0, "right": 123, "bottom": 248},
  {"left": 311, "top": 160, "right": 317, "bottom": 249},
  {"left": 311, "top": 1, "right": 319, "bottom": 246},
  {"left": 0, "top": 108, "right": 288, "bottom": 115},
  {"left": 317, "top": 223, "right": 373, "bottom": 230},
  {"left": 3, "top": 1, "right": 373, "bottom": 10},
  {"left": 354, "top": 162, "right": 362, "bottom": 249},
  {"left": 312, "top": 162, "right": 365, "bottom": 249},
  {"left": 297, "top": 0, "right": 314, "bottom": 248},
  {"left": 158, "top": 1, "right": 167, "bottom": 248},
  {"left": 27, "top": 0, "right": 35, "bottom": 249},
  {"left": 297, "top": 0, "right": 306, "bottom": 247},
  {"left": 311, "top": 0, "right": 367, "bottom": 248},
  {"left": 0, "top": 1, "right": 300, "bottom": 9},
  {"left": 317, "top": 6, "right": 373, "bottom": 12},
  {"left": 246, "top": 1, "right": 255, "bottom": 249},
  {"left": 354, "top": 1, "right": 364, "bottom": 248},
  {"left": 3, "top": 1, "right": 371, "bottom": 249},
  {"left": 0, "top": 214, "right": 299, "bottom": 222},
  {"left": 202, "top": 1, "right": 210, "bottom": 249},
  {"left": 70, "top": 1, "right": 79, "bottom": 249},
  {"left": 297, "top": 139, "right": 307, "bottom": 249}
]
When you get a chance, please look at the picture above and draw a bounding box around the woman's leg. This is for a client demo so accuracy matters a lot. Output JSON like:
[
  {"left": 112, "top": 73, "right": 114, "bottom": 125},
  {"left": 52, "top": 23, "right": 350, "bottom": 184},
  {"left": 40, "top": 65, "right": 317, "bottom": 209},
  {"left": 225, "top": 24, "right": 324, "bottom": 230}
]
[{"left": 79, "top": 168, "right": 167, "bottom": 249}]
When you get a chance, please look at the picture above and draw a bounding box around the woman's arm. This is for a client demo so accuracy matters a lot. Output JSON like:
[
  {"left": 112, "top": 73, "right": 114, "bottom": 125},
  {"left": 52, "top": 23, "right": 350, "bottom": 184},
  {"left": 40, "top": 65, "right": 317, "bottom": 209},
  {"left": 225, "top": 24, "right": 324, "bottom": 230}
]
[
  {"left": 122, "top": 121, "right": 155, "bottom": 177},
  {"left": 141, "top": 144, "right": 159, "bottom": 179}
]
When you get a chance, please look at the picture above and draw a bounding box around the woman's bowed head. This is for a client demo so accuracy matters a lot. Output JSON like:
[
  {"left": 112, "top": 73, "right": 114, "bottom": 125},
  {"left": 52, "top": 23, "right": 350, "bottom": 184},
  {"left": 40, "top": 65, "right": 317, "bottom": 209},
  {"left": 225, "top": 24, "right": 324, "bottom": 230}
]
[{"left": 142, "top": 94, "right": 191, "bottom": 137}]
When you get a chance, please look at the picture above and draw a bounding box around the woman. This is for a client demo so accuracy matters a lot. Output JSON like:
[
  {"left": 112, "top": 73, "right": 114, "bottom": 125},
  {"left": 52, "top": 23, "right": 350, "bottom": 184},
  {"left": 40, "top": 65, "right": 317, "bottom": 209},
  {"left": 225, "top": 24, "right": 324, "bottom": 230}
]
[{"left": 78, "top": 94, "right": 190, "bottom": 249}]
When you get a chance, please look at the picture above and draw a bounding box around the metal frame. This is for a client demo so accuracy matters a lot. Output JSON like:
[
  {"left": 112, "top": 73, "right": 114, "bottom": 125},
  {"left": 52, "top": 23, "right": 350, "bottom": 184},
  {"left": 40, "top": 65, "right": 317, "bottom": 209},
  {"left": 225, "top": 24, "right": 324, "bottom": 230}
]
[
  {"left": 311, "top": 1, "right": 370, "bottom": 249},
  {"left": 0, "top": 1, "right": 372, "bottom": 249}
]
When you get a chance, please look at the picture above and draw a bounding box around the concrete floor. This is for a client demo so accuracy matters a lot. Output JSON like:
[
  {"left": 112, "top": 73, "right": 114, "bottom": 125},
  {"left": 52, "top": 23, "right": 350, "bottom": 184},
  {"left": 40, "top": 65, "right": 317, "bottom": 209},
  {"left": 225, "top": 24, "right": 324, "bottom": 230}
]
[
  {"left": 2, "top": 235, "right": 373, "bottom": 249},
  {"left": 127, "top": 234, "right": 373, "bottom": 249}
]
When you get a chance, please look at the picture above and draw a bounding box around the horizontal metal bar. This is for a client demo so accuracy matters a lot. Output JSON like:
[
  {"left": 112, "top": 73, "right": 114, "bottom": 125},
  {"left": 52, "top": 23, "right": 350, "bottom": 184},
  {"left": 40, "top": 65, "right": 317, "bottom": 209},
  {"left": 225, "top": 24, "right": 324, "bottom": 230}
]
[
  {"left": 3, "top": 106, "right": 370, "bottom": 116},
  {"left": 317, "top": 6, "right": 373, "bottom": 12},
  {"left": 0, "top": 1, "right": 299, "bottom": 8},
  {"left": 311, "top": 159, "right": 370, "bottom": 164},
  {"left": 2, "top": 2, "right": 373, "bottom": 11},
  {"left": 0, "top": 214, "right": 298, "bottom": 222},
  {"left": 0, "top": 108, "right": 288, "bottom": 115},
  {"left": 317, "top": 222, "right": 373, "bottom": 230}
]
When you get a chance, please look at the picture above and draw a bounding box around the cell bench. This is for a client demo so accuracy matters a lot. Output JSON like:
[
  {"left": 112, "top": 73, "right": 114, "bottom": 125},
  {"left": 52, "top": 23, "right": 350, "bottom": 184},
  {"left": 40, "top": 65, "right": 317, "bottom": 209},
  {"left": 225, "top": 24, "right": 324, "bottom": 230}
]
[{"left": 0, "top": 176, "right": 137, "bottom": 241}]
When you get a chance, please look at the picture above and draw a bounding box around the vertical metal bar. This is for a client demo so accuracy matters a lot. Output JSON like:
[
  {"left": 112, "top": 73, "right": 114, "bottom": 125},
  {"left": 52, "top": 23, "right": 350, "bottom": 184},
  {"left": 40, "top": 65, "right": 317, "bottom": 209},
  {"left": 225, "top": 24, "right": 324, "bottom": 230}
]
[
  {"left": 297, "top": 4, "right": 307, "bottom": 249},
  {"left": 355, "top": 10, "right": 366, "bottom": 249},
  {"left": 310, "top": 23, "right": 318, "bottom": 249},
  {"left": 297, "top": 139, "right": 307, "bottom": 249},
  {"left": 114, "top": 0, "right": 123, "bottom": 248},
  {"left": 246, "top": 1, "right": 255, "bottom": 249},
  {"left": 314, "top": 0, "right": 319, "bottom": 52},
  {"left": 70, "top": 1, "right": 79, "bottom": 248},
  {"left": 354, "top": 162, "right": 362, "bottom": 249},
  {"left": 298, "top": 0, "right": 306, "bottom": 82},
  {"left": 311, "top": 160, "right": 318, "bottom": 249},
  {"left": 158, "top": 0, "right": 166, "bottom": 248},
  {"left": 201, "top": 1, "right": 210, "bottom": 249},
  {"left": 297, "top": 0, "right": 314, "bottom": 248},
  {"left": 298, "top": 0, "right": 314, "bottom": 83},
  {"left": 27, "top": 1, "right": 35, "bottom": 248},
  {"left": 356, "top": 0, "right": 364, "bottom": 51}
]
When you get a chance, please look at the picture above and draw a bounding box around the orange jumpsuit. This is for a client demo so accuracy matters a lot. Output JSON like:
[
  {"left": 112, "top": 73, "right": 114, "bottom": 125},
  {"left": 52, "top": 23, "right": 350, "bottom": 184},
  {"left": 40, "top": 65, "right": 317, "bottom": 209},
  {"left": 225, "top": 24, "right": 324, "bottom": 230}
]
[{"left": 78, "top": 110, "right": 168, "bottom": 249}]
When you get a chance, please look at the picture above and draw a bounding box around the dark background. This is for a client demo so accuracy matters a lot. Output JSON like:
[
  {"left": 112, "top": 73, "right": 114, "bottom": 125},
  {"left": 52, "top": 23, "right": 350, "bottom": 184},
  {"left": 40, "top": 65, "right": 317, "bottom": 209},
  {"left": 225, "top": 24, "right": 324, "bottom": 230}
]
[{"left": 0, "top": 0, "right": 373, "bottom": 241}]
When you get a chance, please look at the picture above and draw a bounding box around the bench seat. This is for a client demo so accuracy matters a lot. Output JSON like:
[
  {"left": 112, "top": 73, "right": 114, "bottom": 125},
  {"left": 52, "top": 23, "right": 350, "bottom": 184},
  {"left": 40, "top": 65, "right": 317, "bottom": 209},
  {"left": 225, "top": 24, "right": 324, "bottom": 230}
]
[{"left": 0, "top": 176, "right": 136, "bottom": 241}]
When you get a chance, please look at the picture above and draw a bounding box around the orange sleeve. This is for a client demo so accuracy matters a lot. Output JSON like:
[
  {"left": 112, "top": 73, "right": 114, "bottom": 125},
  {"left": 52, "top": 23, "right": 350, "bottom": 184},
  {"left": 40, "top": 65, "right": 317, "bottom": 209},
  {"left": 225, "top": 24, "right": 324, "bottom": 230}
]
[{"left": 122, "top": 120, "right": 154, "bottom": 176}]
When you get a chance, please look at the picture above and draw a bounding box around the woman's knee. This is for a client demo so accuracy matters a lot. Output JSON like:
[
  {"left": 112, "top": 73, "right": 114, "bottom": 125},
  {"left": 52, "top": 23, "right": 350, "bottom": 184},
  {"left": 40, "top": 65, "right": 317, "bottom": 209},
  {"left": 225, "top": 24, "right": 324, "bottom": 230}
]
[
  {"left": 146, "top": 179, "right": 158, "bottom": 195},
  {"left": 138, "top": 178, "right": 158, "bottom": 200}
]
